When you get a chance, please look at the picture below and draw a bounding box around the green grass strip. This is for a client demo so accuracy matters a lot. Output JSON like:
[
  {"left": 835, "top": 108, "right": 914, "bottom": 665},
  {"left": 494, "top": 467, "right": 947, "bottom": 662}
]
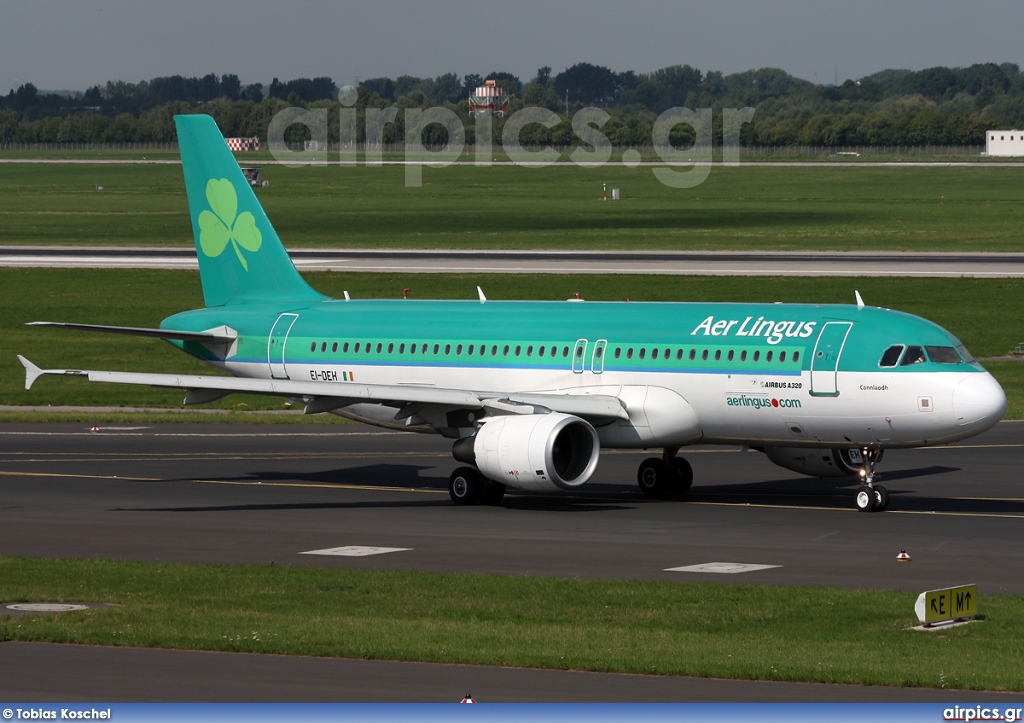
[
  {"left": 4, "top": 163, "right": 1024, "bottom": 251},
  {"left": 2, "top": 557, "right": 1023, "bottom": 691}
]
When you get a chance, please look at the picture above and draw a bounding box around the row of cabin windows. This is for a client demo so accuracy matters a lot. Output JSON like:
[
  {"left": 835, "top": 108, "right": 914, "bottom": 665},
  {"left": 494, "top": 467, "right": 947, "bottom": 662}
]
[
  {"left": 308, "top": 340, "right": 800, "bottom": 365},
  {"left": 878, "top": 344, "right": 968, "bottom": 367},
  {"left": 311, "top": 341, "right": 574, "bottom": 358},
  {"left": 612, "top": 346, "right": 798, "bottom": 364}
]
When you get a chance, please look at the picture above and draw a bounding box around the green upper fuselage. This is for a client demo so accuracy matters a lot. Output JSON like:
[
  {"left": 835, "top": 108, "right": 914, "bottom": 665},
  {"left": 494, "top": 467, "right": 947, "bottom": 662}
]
[{"left": 162, "top": 298, "right": 983, "bottom": 377}]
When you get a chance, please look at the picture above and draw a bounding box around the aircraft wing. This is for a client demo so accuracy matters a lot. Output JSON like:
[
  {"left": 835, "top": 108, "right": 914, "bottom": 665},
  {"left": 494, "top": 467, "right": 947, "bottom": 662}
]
[{"left": 17, "top": 356, "right": 627, "bottom": 422}]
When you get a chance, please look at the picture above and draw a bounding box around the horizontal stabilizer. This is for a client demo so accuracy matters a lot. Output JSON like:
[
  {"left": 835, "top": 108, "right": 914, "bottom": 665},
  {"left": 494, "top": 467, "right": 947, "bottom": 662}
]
[{"left": 27, "top": 322, "right": 237, "bottom": 344}]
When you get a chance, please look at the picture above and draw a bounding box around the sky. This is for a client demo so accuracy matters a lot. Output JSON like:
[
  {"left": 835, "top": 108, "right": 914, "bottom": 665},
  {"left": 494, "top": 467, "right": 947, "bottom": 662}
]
[{"left": 3, "top": 0, "right": 1023, "bottom": 95}]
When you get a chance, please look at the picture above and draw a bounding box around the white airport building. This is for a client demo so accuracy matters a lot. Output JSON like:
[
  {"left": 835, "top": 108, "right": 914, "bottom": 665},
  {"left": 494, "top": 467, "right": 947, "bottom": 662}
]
[{"left": 985, "top": 130, "right": 1024, "bottom": 156}]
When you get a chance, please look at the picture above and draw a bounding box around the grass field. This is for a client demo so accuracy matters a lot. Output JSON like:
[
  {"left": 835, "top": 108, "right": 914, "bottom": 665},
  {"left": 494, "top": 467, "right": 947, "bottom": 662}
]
[
  {"left": 3, "top": 162, "right": 1024, "bottom": 251},
  {"left": 2, "top": 557, "right": 1023, "bottom": 691},
  {"left": 4, "top": 269, "right": 1023, "bottom": 419}
]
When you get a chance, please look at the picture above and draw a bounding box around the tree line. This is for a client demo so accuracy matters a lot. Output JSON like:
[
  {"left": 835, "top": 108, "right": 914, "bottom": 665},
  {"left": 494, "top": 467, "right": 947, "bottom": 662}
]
[{"left": 3, "top": 62, "right": 1024, "bottom": 146}]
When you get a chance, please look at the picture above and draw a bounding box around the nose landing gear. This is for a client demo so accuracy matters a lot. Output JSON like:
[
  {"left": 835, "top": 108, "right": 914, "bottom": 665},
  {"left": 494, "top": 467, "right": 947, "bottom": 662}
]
[{"left": 854, "top": 447, "right": 888, "bottom": 512}]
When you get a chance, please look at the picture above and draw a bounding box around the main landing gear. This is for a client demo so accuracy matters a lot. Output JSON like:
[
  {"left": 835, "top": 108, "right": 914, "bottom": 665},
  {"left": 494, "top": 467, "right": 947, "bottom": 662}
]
[
  {"left": 448, "top": 466, "right": 505, "bottom": 506},
  {"left": 854, "top": 447, "right": 888, "bottom": 512},
  {"left": 637, "top": 447, "right": 693, "bottom": 497}
]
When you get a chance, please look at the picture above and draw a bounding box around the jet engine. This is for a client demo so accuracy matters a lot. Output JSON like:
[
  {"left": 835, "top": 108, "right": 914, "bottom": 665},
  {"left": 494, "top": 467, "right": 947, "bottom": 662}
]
[
  {"left": 452, "top": 413, "right": 600, "bottom": 493},
  {"left": 763, "top": 446, "right": 877, "bottom": 478}
]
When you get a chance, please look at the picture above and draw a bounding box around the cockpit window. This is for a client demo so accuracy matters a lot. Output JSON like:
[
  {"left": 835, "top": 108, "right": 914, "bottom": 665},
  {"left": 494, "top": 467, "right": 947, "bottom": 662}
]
[
  {"left": 925, "top": 346, "right": 962, "bottom": 364},
  {"left": 900, "top": 345, "right": 926, "bottom": 366},
  {"left": 879, "top": 345, "right": 904, "bottom": 367},
  {"left": 956, "top": 344, "right": 976, "bottom": 364}
]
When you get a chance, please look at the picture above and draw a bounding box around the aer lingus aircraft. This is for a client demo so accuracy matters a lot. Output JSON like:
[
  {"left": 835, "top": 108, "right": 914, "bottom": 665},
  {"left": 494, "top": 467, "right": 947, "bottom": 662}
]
[{"left": 19, "top": 114, "right": 1008, "bottom": 512}]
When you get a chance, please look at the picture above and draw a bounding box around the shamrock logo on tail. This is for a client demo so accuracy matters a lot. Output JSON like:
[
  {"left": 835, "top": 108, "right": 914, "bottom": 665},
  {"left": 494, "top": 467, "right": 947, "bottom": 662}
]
[{"left": 198, "top": 178, "right": 262, "bottom": 270}]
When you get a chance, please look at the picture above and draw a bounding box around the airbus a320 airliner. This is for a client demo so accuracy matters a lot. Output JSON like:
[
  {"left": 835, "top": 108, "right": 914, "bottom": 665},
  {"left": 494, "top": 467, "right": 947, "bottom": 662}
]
[{"left": 19, "top": 115, "right": 1007, "bottom": 512}]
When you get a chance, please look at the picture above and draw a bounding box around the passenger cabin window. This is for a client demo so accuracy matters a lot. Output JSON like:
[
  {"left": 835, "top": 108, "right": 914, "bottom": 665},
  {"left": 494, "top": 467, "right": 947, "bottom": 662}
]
[
  {"left": 879, "top": 345, "right": 904, "bottom": 367},
  {"left": 925, "top": 346, "right": 962, "bottom": 364},
  {"left": 901, "top": 345, "right": 926, "bottom": 366}
]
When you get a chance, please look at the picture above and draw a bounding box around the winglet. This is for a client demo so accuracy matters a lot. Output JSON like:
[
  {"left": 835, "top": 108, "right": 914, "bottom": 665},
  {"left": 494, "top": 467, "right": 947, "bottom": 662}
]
[
  {"left": 855, "top": 290, "right": 865, "bottom": 310},
  {"left": 477, "top": 286, "right": 487, "bottom": 303},
  {"left": 18, "top": 355, "right": 44, "bottom": 390}
]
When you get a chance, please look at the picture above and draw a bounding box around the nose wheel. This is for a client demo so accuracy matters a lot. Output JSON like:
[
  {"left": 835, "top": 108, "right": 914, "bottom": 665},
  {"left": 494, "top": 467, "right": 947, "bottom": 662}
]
[{"left": 854, "top": 447, "right": 888, "bottom": 512}]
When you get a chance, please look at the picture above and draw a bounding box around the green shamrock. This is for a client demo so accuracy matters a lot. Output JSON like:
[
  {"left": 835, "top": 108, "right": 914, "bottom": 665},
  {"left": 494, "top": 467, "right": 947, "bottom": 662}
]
[{"left": 198, "top": 178, "right": 262, "bottom": 271}]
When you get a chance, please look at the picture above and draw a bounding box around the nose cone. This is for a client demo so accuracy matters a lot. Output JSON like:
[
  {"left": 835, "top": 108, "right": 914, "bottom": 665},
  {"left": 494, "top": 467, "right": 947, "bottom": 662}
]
[{"left": 953, "top": 373, "right": 1007, "bottom": 433}]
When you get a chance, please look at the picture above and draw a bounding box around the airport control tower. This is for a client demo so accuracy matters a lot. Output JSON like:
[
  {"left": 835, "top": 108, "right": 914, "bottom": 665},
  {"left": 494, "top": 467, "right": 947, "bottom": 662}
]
[{"left": 468, "top": 79, "right": 510, "bottom": 117}]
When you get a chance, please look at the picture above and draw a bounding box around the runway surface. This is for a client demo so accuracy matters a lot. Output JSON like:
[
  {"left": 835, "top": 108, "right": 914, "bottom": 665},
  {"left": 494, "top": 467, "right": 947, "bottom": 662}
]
[
  {"left": 3, "top": 246, "right": 1024, "bottom": 277},
  {"left": 2, "top": 420, "right": 1023, "bottom": 701}
]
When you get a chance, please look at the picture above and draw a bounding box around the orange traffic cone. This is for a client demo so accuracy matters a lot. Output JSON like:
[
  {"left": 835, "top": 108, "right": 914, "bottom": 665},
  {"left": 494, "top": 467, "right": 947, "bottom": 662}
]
[{"left": 461, "top": 694, "right": 476, "bottom": 704}]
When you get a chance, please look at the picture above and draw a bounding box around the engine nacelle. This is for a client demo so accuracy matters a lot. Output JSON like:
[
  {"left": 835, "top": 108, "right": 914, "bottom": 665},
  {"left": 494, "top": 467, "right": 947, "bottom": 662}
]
[
  {"left": 763, "top": 446, "right": 877, "bottom": 478},
  {"left": 453, "top": 413, "right": 600, "bottom": 492}
]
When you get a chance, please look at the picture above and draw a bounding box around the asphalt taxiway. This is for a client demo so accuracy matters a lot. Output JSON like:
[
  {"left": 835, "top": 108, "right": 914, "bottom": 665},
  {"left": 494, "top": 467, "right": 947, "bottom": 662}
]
[{"left": 2, "top": 420, "right": 1023, "bottom": 701}]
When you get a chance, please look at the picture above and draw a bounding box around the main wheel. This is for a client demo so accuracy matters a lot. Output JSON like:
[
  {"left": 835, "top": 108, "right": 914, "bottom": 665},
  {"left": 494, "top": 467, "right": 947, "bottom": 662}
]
[
  {"left": 872, "top": 484, "right": 889, "bottom": 511},
  {"left": 670, "top": 457, "right": 694, "bottom": 494},
  {"left": 638, "top": 458, "right": 671, "bottom": 496},
  {"left": 855, "top": 485, "right": 877, "bottom": 512},
  {"left": 449, "top": 467, "right": 484, "bottom": 505},
  {"left": 479, "top": 481, "right": 506, "bottom": 506}
]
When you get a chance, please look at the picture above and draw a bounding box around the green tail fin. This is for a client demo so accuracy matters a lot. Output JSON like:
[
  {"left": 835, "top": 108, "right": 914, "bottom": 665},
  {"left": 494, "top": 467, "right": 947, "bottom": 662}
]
[{"left": 175, "top": 114, "right": 326, "bottom": 307}]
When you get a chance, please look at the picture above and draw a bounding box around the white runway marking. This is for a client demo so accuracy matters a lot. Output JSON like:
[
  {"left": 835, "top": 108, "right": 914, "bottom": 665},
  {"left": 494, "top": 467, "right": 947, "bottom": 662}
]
[
  {"left": 665, "top": 562, "right": 781, "bottom": 574},
  {"left": 299, "top": 546, "right": 412, "bottom": 557}
]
